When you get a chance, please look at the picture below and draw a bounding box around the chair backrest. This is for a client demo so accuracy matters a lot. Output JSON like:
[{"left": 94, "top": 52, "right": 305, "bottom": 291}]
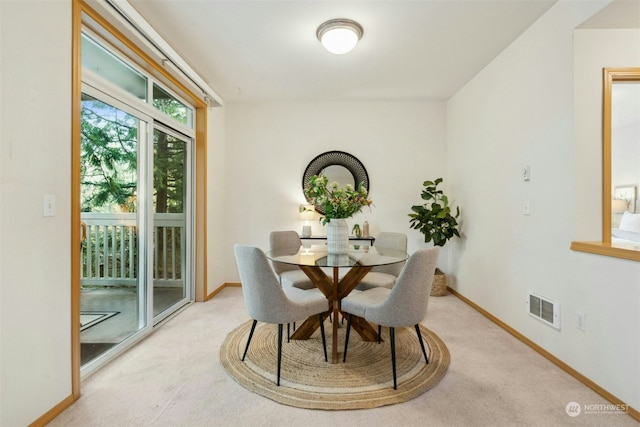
[
  {"left": 233, "top": 244, "right": 296, "bottom": 323},
  {"left": 365, "top": 247, "right": 440, "bottom": 327},
  {"left": 372, "top": 232, "right": 408, "bottom": 276},
  {"left": 269, "top": 230, "right": 302, "bottom": 275}
]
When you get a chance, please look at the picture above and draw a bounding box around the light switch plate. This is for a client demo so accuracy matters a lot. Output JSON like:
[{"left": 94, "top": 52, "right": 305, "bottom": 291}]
[
  {"left": 43, "top": 194, "right": 56, "bottom": 217},
  {"left": 522, "top": 165, "right": 530, "bottom": 181}
]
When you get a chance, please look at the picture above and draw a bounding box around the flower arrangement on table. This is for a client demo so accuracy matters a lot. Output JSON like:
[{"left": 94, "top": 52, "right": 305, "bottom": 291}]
[{"left": 303, "top": 174, "right": 373, "bottom": 225}]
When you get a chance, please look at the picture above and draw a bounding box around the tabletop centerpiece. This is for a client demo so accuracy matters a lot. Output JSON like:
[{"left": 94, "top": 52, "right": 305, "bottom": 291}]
[{"left": 304, "top": 174, "right": 373, "bottom": 254}]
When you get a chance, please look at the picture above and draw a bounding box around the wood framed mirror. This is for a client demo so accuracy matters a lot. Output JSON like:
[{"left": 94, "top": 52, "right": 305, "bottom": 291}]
[{"left": 603, "top": 67, "right": 640, "bottom": 251}]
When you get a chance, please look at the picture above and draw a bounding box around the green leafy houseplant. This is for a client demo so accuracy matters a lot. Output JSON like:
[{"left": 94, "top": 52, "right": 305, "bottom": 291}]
[
  {"left": 303, "top": 174, "right": 373, "bottom": 225},
  {"left": 409, "top": 178, "right": 460, "bottom": 247}
]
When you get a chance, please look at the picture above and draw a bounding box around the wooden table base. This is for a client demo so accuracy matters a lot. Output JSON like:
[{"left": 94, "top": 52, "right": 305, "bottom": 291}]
[{"left": 291, "top": 264, "right": 378, "bottom": 363}]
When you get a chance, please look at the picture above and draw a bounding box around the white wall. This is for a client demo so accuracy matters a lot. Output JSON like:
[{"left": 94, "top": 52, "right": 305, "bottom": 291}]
[
  {"left": 447, "top": 0, "right": 640, "bottom": 410},
  {"left": 223, "top": 101, "right": 447, "bottom": 282},
  {"left": 0, "top": 1, "right": 73, "bottom": 426}
]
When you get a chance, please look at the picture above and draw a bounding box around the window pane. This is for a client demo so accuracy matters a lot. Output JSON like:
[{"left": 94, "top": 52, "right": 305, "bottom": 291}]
[
  {"left": 80, "top": 93, "right": 139, "bottom": 213},
  {"left": 153, "top": 84, "right": 193, "bottom": 128},
  {"left": 80, "top": 92, "right": 146, "bottom": 368},
  {"left": 153, "top": 128, "right": 188, "bottom": 316},
  {"left": 81, "top": 34, "right": 147, "bottom": 100}
]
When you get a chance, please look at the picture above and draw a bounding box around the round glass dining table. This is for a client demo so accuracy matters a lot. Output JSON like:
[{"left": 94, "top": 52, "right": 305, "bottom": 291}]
[
  {"left": 266, "top": 244, "right": 408, "bottom": 268},
  {"left": 266, "top": 245, "right": 408, "bottom": 363}
]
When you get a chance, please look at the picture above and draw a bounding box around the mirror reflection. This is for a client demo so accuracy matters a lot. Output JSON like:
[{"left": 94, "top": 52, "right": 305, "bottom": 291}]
[
  {"left": 322, "top": 165, "right": 355, "bottom": 188},
  {"left": 607, "top": 69, "right": 640, "bottom": 250}
]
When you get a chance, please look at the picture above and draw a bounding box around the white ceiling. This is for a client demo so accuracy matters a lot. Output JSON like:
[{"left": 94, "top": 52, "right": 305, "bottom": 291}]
[{"left": 128, "top": 0, "right": 559, "bottom": 104}]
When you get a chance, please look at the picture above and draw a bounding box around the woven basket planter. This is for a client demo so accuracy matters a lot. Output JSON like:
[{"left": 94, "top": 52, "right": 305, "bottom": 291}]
[{"left": 431, "top": 268, "right": 447, "bottom": 296}]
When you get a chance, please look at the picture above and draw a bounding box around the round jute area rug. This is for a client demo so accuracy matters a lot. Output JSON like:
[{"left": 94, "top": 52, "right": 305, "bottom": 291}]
[{"left": 220, "top": 320, "right": 450, "bottom": 410}]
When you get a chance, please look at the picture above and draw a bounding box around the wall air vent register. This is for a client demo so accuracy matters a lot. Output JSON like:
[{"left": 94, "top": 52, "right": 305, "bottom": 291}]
[{"left": 527, "top": 291, "right": 560, "bottom": 329}]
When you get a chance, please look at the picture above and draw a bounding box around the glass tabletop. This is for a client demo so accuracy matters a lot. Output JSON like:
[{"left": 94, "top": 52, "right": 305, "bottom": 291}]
[{"left": 266, "top": 245, "right": 408, "bottom": 268}]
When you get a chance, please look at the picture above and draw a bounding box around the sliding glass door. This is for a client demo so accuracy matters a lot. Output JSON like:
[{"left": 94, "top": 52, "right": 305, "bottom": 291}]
[
  {"left": 152, "top": 127, "right": 191, "bottom": 320},
  {"left": 79, "top": 28, "right": 196, "bottom": 373},
  {"left": 79, "top": 88, "right": 193, "bottom": 371},
  {"left": 79, "top": 91, "right": 149, "bottom": 367}
]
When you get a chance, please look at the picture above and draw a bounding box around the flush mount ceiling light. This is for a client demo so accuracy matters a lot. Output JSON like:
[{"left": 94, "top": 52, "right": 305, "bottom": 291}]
[{"left": 316, "top": 19, "right": 363, "bottom": 55}]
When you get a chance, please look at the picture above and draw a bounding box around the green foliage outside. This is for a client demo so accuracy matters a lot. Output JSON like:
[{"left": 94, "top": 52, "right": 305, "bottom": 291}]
[
  {"left": 80, "top": 96, "right": 187, "bottom": 214},
  {"left": 80, "top": 95, "right": 189, "bottom": 281}
]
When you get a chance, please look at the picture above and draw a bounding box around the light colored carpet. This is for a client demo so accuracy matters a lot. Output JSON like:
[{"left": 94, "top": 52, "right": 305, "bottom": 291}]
[
  {"left": 49, "top": 287, "right": 638, "bottom": 426},
  {"left": 220, "top": 320, "right": 449, "bottom": 409}
]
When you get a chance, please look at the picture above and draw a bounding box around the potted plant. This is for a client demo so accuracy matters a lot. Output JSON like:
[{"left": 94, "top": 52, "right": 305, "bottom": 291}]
[
  {"left": 408, "top": 178, "right": 460, "bottom": 296},
  {"left": 304, "top": 174, "right": 373, "bottom": 254}
]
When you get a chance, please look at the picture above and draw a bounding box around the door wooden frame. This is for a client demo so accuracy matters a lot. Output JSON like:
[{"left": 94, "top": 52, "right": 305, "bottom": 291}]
[{"left": 71, "top": 0, "right": 208, "bottom": 399}]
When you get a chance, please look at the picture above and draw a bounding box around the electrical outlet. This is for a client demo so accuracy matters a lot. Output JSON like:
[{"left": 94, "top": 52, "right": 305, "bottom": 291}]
[{"left": 576, "top": 313, "right": 586, "bottom": 331}]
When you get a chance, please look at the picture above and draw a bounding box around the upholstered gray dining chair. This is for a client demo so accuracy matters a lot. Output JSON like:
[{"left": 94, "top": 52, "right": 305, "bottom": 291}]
[
  {"left": 341, "top": 246, "right": 439, "bottom": 389},
  {"left": 233, "top": 245, "right": 328, "bottom": 386},
  {"left": 356, "top": 232, "right": 408, "bottom": 290},
  {"left": 269, "top": 230, "right": 316, "bottom": 290}
]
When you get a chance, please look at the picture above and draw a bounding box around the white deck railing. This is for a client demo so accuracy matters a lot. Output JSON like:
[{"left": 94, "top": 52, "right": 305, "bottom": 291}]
[{"left": 80, "top": 212, "right": 184, "bottom": 287}]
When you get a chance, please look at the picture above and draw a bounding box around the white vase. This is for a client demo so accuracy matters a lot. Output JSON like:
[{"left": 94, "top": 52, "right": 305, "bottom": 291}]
[{"left": 326, "top": 218, "right": 349, "bottom": 254}]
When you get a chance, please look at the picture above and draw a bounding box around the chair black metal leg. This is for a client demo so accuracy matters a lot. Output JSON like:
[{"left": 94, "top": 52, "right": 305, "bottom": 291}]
[
  {"left": 378, "top": 324, "right": 382, "bottom": 343},
  {"left": 287, "top": 322, "right": 297, "bottom": 341},
  {"left": 319, "top": 314, "right": 327, "bottom": 362},
  {"left": 277, "top": 324, "right": 283, "bottom": 386},
  {"left": 415, "top": 324, "right": 429, "bottom": 364},
  {"left": 343, "top": 314, "right": 353, "bottom": 362},
  {"left": 390, "top": 326, "right": 397, "bottom": 390},
  {"left": 242, "top": 319, "right": 258, "bottom": 361}
]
